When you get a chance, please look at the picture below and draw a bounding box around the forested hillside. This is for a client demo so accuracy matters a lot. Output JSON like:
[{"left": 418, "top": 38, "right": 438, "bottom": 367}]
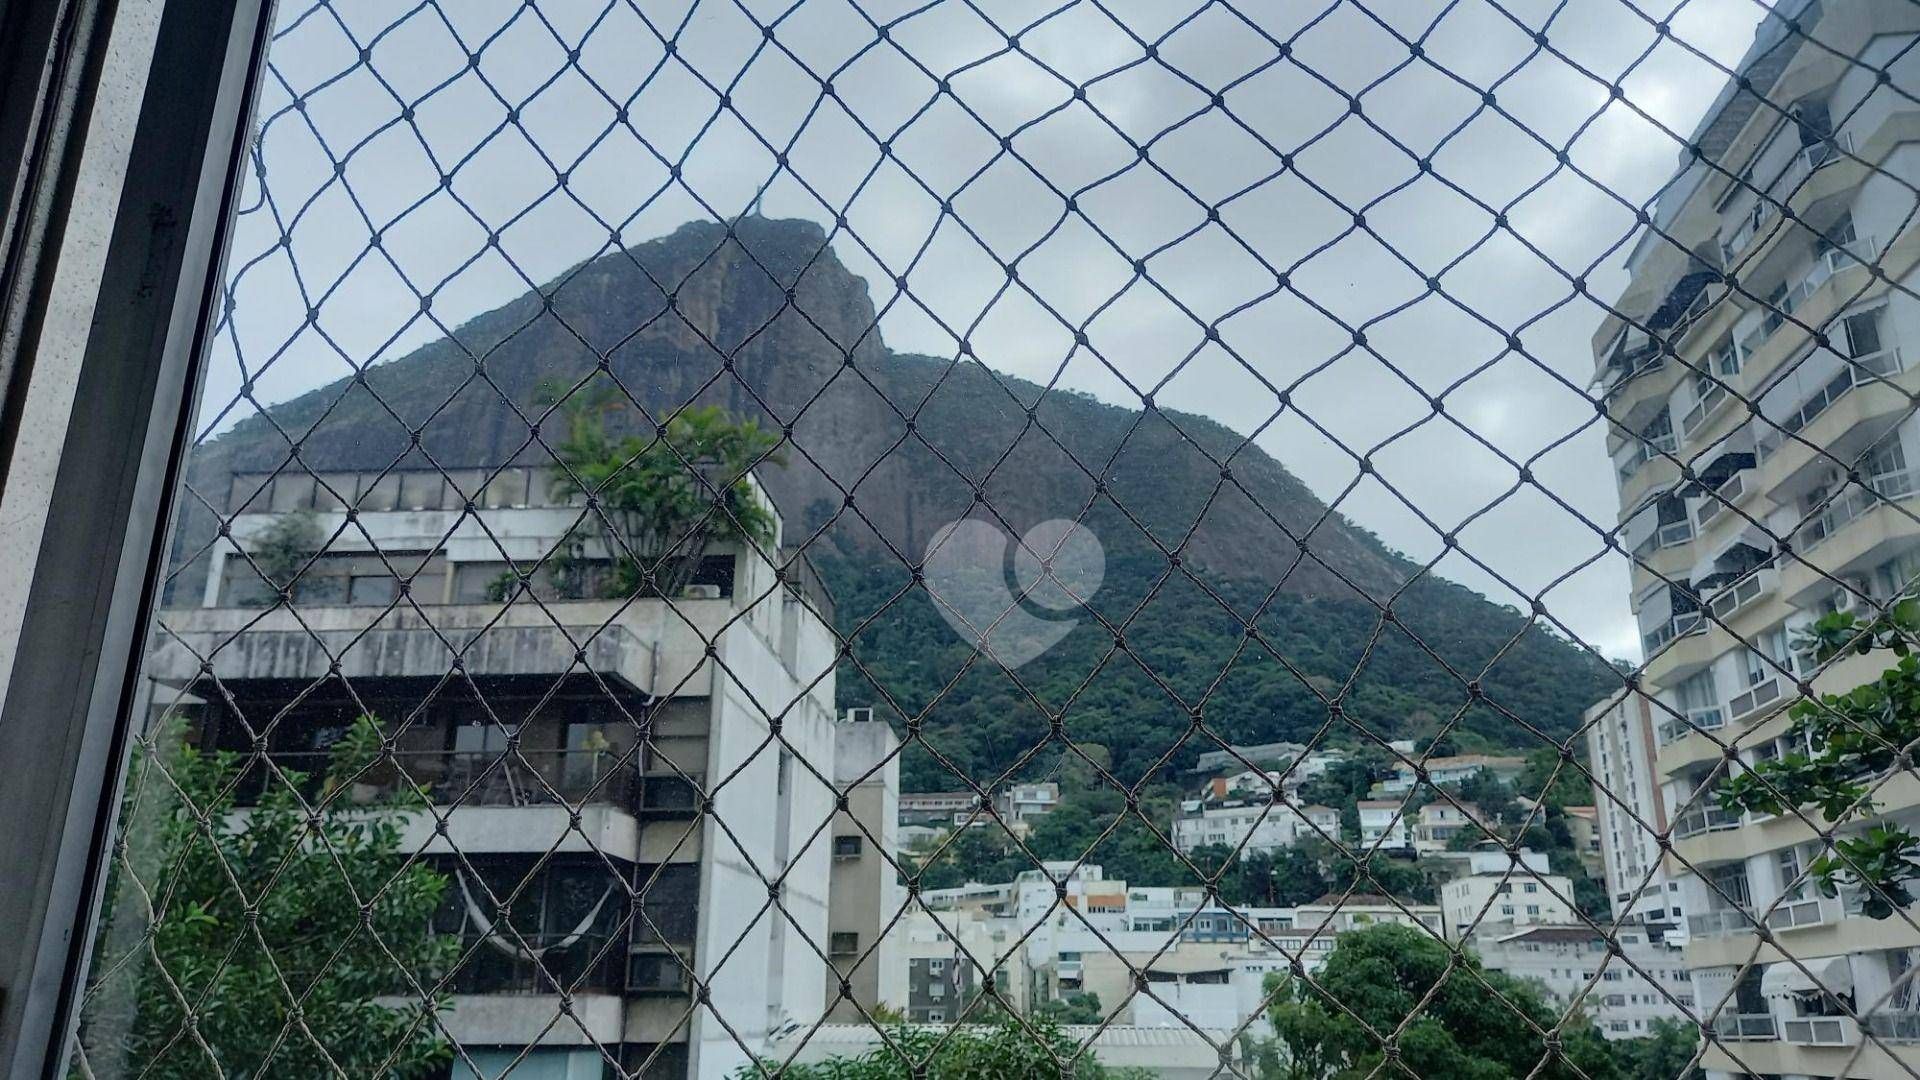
[{"left": 177, "top": 215, "right": 1621, "bottom": 790}]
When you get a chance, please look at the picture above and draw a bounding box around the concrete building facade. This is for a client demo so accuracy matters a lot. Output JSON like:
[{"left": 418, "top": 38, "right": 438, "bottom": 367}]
[
  {"left": 1589, "top": 3, "right": 1920, "bottom": 1075},
  {"left": 147, "top": 466, "right": 850, "bottom": 1079}
]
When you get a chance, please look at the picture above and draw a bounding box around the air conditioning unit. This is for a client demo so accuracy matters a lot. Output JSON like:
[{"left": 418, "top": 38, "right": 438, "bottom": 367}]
[
  {"left": 845, "top": 707, "right": 875, "bottom": 724},
  {"left": 680, "top": 583, "right": 722, "bottom": 599}
]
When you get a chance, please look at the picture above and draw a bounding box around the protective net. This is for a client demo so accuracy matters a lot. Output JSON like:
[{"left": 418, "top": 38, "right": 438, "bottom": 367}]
[{"left": 61, "top": 0, "right": 1920, "bottom": 1078}]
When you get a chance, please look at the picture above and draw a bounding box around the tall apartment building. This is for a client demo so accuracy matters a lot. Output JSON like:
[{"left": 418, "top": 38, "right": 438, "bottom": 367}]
[
  {"left": 1590, "top": 2, "right": 1920, "bottom": 1074},
  {"left": 1585, "top": 691, "right": 1686, "bottom": 943},
  {"left": 825, "top": 712, "right": 904, "bottom": 1021},
  {"left": 143, "top": 464, "right": 846, "bottom": 1079}
]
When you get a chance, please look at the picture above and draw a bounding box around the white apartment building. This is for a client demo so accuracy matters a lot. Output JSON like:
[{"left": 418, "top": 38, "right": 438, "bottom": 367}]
[
  {"left": 1412, "top": 801, "right": 1491, "bottom": 853},
  {"left": 1376, "top": 754, "right": 1527, "bottom": 795},
  {"left": 1440, "top": 848, "right": 1578, "bottom": 942},
  {"left": 825, "top": 712, "right": 904, "bottom": 1022},
  {"left": 1170, "top": 797, "right": 1329, "bottom": 856},
  {"left": 1590, "top": 2, "right": 1920, "bottom": 1075},
  {"left": 1473, "top": 925, "right": 1693, "bottom": 1040},
  {"left": 144, "top": 466, "right": 844, "bottom": 1079},
  {"left": 1585, "top": 690, "right": 1687, "bottom": 943},
  {"left": 1356, "top": 801, "right": 1412, "bottom": 850}
]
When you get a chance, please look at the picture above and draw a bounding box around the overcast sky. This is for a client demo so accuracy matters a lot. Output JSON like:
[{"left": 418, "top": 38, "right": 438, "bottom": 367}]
[{"left": 201, "top": 0, "right": 1784, "bottom": 663}]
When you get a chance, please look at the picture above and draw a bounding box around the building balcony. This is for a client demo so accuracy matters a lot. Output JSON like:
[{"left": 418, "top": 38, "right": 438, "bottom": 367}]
[
  {"left": 1782, "top": 475, "right": 1920, "bottom": 608},
  {"left": 1864, "top": 1013, "right": 1920, "bottom": 1043},
  {"left": 1643, "top": 615, "right": 1717, "bottom": 684},
  {"left": 1641, "top": 611, "right": 1703, "bottom": 658},
  {"left": 1765, "top": 895, "right": 1837, "bottom": 933},
  {"left": 1757, "top": 348, "right": 1911, "bottom": 487},
  {"left": 1618, "top": 449, "right": 1683, "bottom": 507},
  {"left": 1700, "top": 567, "right": 1776, "bottom": 626},
  {"left": 1719, "top": 134, "right": 1856, "bottom": 265},
  {"left": 1781, "top": 1015, "right": 1861, "bottom": 1048},
  {"left": 1657, "top": 705, "right": 1727, "bottom": 748},
  {"left": 234, "top": 748, "right": 703, "bottom": 821},
  {"left": 1687, "top": 907, "right": 1757, "bottom": 940},
  {"left": 1711, "top": 1012, "right": 1778, "bottom": 1041},
  {"left": 1692, "top": 469, "right": 1761, "bottom": 532},
  {"left": 1673, "top": 804, "right": 1743, "bottom": 839}
]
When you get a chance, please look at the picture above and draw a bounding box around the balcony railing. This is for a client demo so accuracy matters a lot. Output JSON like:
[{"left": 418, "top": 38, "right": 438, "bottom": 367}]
[
  {"left": 1726, "top": 676, "right": 1783, "bottom": 723},
  {"left": 449, "top": 930, "right": 627, "bottom": 995},
  {"left": 1658, "top": 705, "right": 1727, "bottom": 746},
  {"left": 1704, "top": 568, "right": 1774, "bottom": 622},
  {"left": 1765, "top": 895, "right": 1830, "bottom": 931},
  {"left": 1681, "top": 383, "right": 1729, "bottom": 439},
  {"left": 1673, "top": 804, "right": 1742, "bottom": 838},
  {"left": 1686, "top": 907, "right": 1757, "bottom": 938},
  {"left": 1694, "top": 471, "right": 1748, "bottom": 528},
  {"left": 1719, "top": 133, "right": 1855, "bottom": 264},
  {"left": 1782, "top": 1015, "right": 1861, "bottom": 1047},
  {"left": 237, "top": 748, "right": 702, "bottom": 817},
  {"left": 1798, "top": 467, "right": 1917, "bottom": 552},
  {"left": 1758, "top": 347, "right": 1904, "bottom": 461},
  {"left": 1712, "top": 1012, "right": 1778, "bottom": 1040},
  {"left": 1642, "top": 611, "right": 1703, "bottom": 656},
  {"left": 1865, "top": 1013, "right": 1920, "bottom": 1042}
]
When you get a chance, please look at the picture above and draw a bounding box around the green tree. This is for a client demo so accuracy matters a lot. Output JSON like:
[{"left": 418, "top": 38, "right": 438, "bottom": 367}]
[
  {"left": 248, "top": 508, "right": 322, "bottom": 602},
  {"left": 1258, "top": 923, "right": 1617, "bottom": 1080},
  {"left": 1717, "top": 603, "right": 1920, "bottom": 915},
  {"left": 84, "top": 716, "right": 455, "bottom": 1078},
  {"left": 1034, "top": 991, "right": 1106, "bottom": 1025},
  {"left": 742, "top": 1017, "right": 1151, "bottom": 1078},
  {"left": 547, "top": 393, "right": 782, "bottom": 598},
  {"left": 1612, "top": 1018, "right": 1700, "bottom": 1080}
]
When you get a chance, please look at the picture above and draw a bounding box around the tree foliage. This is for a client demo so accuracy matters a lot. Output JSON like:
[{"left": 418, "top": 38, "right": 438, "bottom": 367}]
[
  {"left": 741, "top": 1017, "right": 1152, "bottom": 1079},
  {"left": 1256, "top": 924, "right": 1618, "bottom": 1080},
  {"left": 546, "top": 391, "right": 782, "bottom": 598},
  {"left": 1716, "top": 603, "right": 1920, "bottom": 916},
  {"left": 84, "top": 716, "right": 455, "bottom": 1078},
  {"left": 248, "top": 509, "right": 322, "bottom": 600}
]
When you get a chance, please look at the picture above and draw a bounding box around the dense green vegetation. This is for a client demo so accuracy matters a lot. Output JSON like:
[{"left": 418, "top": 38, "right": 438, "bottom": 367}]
[
  {"left": 83, "top": 717, "right": 453, "bottom": 1079},
  {"left": 908, "top": 746, "right": 1607, "bottom": 920},
  {"left": 1718, "top": 603, "right": 1920, "bottom": 916},
  {"left": 827, "top": 540, "right": 1616, "bottom": 792},
  {"left": 740, "top": 1017, "right": 1152, "bottom": 1078},
  {"left": 1247, "top": 924, "right": 1695, "bottom": 1080}
]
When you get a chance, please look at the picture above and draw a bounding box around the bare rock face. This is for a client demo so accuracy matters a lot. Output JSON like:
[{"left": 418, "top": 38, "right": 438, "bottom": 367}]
[
  {"left": 190, "top": 215, "right": 1404, "bottom": 604},
  {"left": 172, "top": 216, "right": 1614, "bottom": 775}
]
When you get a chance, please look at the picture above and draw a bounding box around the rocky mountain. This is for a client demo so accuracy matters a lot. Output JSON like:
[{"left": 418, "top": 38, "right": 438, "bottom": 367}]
[{"left": 174, "top": 216, "right": 1618, "bottom": 787}]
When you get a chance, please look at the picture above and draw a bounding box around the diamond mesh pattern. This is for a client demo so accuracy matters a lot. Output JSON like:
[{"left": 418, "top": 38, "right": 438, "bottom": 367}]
[{"left": 59, "top": 1, "right": 1920, "bottom": 1078}]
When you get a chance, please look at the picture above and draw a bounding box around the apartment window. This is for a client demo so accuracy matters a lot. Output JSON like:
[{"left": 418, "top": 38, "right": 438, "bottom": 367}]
[
  {"left": 833, "top": 835, "right": 863, "bottom": 860},
  {"left": 1878, "top": 548, "right": 1920, "bottom": 601},
  {"left": 1777, "top": 846, "right": 1809, "bottom": 902},
  {"left": 1712, "top": 335, "right": 1742, "bottom": 377},
  {"left": 927, "top": 958, "right": 946, "bottom": 974},
  {"left": 1763, "top": 284, "right": 1789, "bottom": 333},
  {"left": 1843, "top": 306, "right": 1885, "bottom": 359},
  {"left": 830, "top": 932, "right": 859, "bottom": 957},
  {"left": 927, "top": 981, "right": 945, "bottom": 999},
  {"left": 1676, "top": 669, "right": 1718, "bottom": 712},
  {"left": 926, "top": 1010, "right": 945, "bottom": 1023}
]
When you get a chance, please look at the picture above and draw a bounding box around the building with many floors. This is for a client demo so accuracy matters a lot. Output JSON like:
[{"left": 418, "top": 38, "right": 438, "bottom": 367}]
[
  {"left": 1586, "top": 690, "right": 1688, "bottom": 944},
  {"left": 825, "top": 713, "right": 904, "bottom": 1021},
  {"left": 1589, "top": 2, "right": 1920, "bottom": 1075},
  {"left": 144, "top": 465, "right": 851, "bottom": 1079},
  {"left": 1440, "top": 848, "right": 1579, "bottom": 942},
  {"left": 1473, "top": 925, "right": 1693, "bottom": 1040}
]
